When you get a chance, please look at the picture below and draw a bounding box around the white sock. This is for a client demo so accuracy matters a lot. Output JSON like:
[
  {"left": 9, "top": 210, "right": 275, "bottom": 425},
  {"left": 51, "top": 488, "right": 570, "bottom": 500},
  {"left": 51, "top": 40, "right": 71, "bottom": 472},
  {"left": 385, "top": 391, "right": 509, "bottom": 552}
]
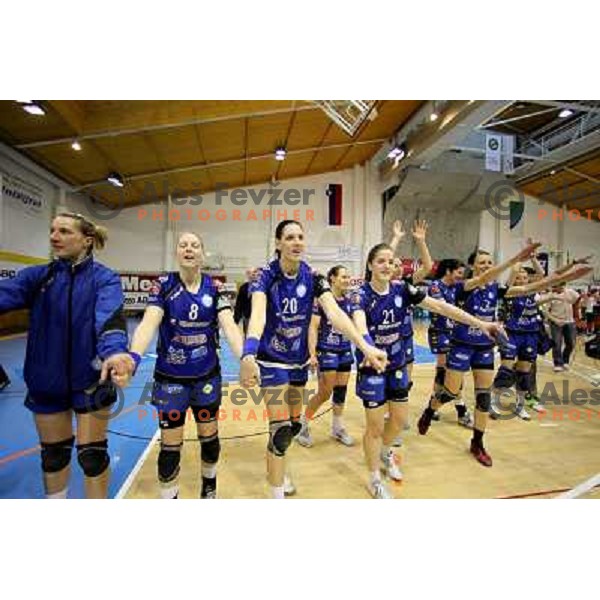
[
  {"left": 46, "top": 488, "right": 68, "bottom": 500},
  {"left": 370, "top": 471, "right": 382, "bottom": 485},
  {"left": 271, "top": 485, "right": 285, "bottom": 499},
  {"left": 201, "top": 463, "right": 217, "bottom": 479},
  {"left": 160, "top": 482, "right": 179, "bottom": 499},
  {"left": 332, "top": 414, "right": 343, "bottom": 431},
  {"left": 381, "top": 445, "right": 391, "bottom": 459}
]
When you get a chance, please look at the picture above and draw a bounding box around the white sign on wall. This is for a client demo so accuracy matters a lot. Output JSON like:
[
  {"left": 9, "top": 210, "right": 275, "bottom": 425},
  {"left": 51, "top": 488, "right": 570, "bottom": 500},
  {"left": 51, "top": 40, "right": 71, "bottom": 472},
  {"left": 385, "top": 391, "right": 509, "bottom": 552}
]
[
  {"left": 485, "top": 134, "right": 502, "bottom": 172},
  {"left": 1, "top": 173, "right": 46, "bottom": 215}
]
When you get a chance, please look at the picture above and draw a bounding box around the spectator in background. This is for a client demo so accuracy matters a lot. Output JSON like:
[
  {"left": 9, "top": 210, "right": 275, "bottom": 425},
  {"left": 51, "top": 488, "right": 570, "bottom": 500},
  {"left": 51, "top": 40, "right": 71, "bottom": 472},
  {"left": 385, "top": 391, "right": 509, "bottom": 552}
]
[
  {"left": 538, "top": 283, "right": 579, "bottom": 372},
  {"left": 582, "top": 289, "right": 597, "bottom": 336},
  {"left": 233, "top": 269, "right": 253, "bottom": 336}
]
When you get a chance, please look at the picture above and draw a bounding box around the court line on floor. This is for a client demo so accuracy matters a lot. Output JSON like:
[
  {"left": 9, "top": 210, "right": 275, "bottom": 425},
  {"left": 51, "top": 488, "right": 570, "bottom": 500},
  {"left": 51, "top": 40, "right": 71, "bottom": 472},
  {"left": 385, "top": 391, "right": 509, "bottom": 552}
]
[
  {"left": 114, "top": 430, "right": 159, "bottom": 499},
  {"left": 540, "top": 357, "right": 599, "bottom": 386},
  {"left": 555, "top": 472, "right": 600, "bottom": 499}
]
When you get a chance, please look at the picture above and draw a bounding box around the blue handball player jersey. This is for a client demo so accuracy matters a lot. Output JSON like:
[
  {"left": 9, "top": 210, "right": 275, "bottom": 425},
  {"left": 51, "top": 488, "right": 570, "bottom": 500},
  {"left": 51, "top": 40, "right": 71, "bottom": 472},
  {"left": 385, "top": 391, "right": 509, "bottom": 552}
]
[
  {"left": 428, "top": 279, "right": 458, "bottom": 331},
  {"left": 452, "top": 281, "right": 505, "bottom": 347},
  {"left": 503, "top": 291, "right": 540, "bottom": 333},
  {"left": 352, "top": 280, "right": 425, "bottom": 369},
  {"left": 250, "top": 259, "right": 330, "bottom": 365},
  {"left": 313, "top": 295, "right": 353, "bottom": 353},
  {"left": 148, "top": 273, "right": 231, "bottom": 379}
]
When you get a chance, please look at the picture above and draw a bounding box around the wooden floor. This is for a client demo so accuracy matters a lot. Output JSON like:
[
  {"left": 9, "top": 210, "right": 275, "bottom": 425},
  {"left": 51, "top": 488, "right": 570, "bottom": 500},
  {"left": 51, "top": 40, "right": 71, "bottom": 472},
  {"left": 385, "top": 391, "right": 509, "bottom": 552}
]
[{"left": 125, "top": 326, "right": 600, "bottom": 499}]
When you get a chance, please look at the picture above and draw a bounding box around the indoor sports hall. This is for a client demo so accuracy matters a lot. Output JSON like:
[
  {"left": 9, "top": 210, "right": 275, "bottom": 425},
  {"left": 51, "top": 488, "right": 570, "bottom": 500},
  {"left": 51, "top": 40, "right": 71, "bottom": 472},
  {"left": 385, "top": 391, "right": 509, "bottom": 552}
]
[{"left": 1, "top": 100, "right": 599, "bottom": 500}]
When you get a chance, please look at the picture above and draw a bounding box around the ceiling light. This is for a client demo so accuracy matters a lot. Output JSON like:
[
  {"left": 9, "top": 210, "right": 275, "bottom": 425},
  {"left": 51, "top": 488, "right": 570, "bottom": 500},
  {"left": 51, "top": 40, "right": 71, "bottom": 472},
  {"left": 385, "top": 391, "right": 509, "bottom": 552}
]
[
  {"left": 107, "top": 172, "right": 124, "bottom": 187},
  {"left": 387, "top": 144, "right": 406, "bottom": 161},
  {"left": 18, "top": 101, "right": 45, "bottom": 116},
  {"left": 430, "top": 112, "right": 439, "bottom": 122},
  {"left": 71, "top": 140, "right": 82, "bottom": 151},
  {"left": 275, "top": 146, "right": 287, "bottom": 161},
  {"left": 550, "top": 169, "right": 556, "bottom": 175},
  {"left": 559, "top": 109, "right": 573, "bottom": 118}
]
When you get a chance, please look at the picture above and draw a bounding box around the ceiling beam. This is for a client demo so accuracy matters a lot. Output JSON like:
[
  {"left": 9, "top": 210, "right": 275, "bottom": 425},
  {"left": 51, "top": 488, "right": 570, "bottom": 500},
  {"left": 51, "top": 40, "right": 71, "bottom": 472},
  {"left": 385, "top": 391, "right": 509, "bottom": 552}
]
[
  {"left": 74, "top": 138, "right": 385, "bottom": 190},
  {"left": 526, "top": 100, "right": 600, "bottom": 116},
  {"left": 17, "top": 104, "right": 321, "bottom": 150},
  {"left": 46, "top": 100, "right": 86, "bottom": 134}
]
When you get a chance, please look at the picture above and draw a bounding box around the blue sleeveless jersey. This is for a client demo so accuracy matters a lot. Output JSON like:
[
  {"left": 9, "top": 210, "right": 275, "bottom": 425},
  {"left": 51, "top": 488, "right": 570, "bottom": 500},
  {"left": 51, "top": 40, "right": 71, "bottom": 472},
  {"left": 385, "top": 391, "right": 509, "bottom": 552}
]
[
  {"left": 452, "top": 281, "right": 505, "bottom": 347},
  {"left": 428, "top": 279, "right": 458, "bottom": 331},
  {"left": 503, "top": 291, "right": 540, "bottom": 333},
  {"left": 352, "top": 280, "right": 425, "bottom": 369},
  {"left": 314, "top": 295, "right": 353, "bottom": 352},
  {"left": 147, "top": 273, "right": 231, "bottom": 380},
  {"left": 250, "top": 259, "right": 330, "bottom": 365}
]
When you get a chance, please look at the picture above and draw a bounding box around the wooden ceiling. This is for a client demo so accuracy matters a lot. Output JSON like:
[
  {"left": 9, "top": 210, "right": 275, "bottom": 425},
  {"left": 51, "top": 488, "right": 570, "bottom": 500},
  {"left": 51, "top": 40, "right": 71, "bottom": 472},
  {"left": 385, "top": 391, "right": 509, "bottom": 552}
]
[
  {"left": 518, "top": 147, "right": 600, "bottom": 217},
  {"left": 0, "top": 100, "right": 423, "bottom": 206}
]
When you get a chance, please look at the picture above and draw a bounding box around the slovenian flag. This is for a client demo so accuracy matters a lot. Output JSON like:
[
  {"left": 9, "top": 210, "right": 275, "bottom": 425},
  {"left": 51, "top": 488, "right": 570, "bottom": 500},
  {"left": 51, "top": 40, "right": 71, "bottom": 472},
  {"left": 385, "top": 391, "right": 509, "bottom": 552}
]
[{"left": 327, "top": 184, "right": 342, "bottom": 226}]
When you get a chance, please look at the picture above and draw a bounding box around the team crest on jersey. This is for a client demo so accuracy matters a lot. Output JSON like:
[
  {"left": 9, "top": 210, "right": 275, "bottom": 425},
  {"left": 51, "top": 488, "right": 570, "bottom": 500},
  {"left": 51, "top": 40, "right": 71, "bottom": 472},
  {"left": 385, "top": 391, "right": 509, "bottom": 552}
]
[
  {"left": 394, "top": 296, "right": 403, "bottom": 308},
  {"left": 201, "top": 294, "right": 213, "bottom": 307},
  {"left": 203, "top": 383, "right": 213, "bottom": 395},
  {"left": 296, "top": 283, "right": 307, "bottom": 298}
]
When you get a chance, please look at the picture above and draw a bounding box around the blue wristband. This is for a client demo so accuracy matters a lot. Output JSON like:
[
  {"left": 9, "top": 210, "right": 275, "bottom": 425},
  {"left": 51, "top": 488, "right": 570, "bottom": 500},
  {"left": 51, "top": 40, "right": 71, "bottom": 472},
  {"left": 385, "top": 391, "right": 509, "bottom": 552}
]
[
  {"left": 363, "top": 334, "right": 375, "bottom": 346},
  {"left": 242, "top": 337, "right": 260, "bottom": 358},
  {"left": 129, "top": 352, "right": 142, "bottom": 373}
]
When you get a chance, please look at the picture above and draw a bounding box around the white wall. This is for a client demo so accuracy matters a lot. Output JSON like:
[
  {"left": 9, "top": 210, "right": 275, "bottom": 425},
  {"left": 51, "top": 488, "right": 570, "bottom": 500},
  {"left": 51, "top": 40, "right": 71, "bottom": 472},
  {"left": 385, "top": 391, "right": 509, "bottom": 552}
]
[
  {"left": 0, "top": 149, "right": 56, "bottom": 259},
  {"left": 1, "top": 141, "right": 384, "bottom": 282},
  {"left": 478, "top": 195, "right": 600, "bottom": 284}
]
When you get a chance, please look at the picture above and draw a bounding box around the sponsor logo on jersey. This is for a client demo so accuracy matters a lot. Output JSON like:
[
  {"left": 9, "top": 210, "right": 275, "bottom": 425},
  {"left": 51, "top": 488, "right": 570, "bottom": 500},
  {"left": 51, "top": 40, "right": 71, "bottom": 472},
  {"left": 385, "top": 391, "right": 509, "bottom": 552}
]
[
  {"left": 455, "top": 353, "right": 469, "bottom": 360},
  {"left": 395, "top": 296, "right": 403, "bottom": 308}
]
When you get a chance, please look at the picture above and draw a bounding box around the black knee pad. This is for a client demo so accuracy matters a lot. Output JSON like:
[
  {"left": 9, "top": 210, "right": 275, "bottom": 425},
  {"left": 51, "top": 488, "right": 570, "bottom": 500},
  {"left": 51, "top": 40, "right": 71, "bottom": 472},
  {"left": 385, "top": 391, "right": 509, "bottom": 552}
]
[
  {"left": 77, "top": 440, "right": 110, "bottom": 478},
  {"left": 158, "top": 444, "right": 182, "bottom": 483},
  {"left": 332, "top": 385, "right": 347, "bottom": 405},
  {"left": 41, "top": 436, "right": 74, "bottom": 473},
  {"left": 435, "top": 366, "right": 446, "bottom": 387},
  {"left": 475, "top": 389, "right": 492, "bottom": 412},
  {"left": 200, "top": 436, "right": 221, "bottom": 464},
  {"left": 290, "top": 418, "right": 302, "bottom": 438},
  {"left": 436, "top": 387, "right": 458, "bottom": 405},
  {"left": 493, "top": 365, "right": 516, "bottom": 390},
  {"left": 392, "top": 388, "right": 409, "bottom": 403},
  {"left": 267, "top": 421, "right": 293, "bottom": 457},
  {"left": 516, "top": 370, "right": 531, "bottom": 393}
]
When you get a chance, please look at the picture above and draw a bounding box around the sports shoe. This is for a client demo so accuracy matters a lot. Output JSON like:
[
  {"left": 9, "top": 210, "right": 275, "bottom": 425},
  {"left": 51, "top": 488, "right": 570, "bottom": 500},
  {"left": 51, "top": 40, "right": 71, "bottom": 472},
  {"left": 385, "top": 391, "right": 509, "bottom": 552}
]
[
  {"left": 417, "top": 408, "right": 434, "bottom": 435},
  {"left": 0, "top": 379, "right": 11, "bottom": 392},
  {"left": 457, "top": 410, "right": 474, "bottom": 429},
  {"left": 331, "top": 427, "right": 354, "bottom": 446},
  {"left": 525, "top": 393, "right": 538, "bottom": 409},
  {"left": 368, "top": 480, "right": 394, "bottom": 499},
  {"left": 529, "top": 401, "right": 546, "bottom": 413},
  {"left": 201, "top": 478, "right": 217, "bottom": 499},
  {"left": 469, "top": 441, "right": 493, "bottom": 467},
  {"left": 553, "top": 366, "right": 564, "bottom": 373},
  {"left": 283, "top": 474, "right": 296, "bottom": 496},
  {"left": 392, "top": 435, "right": 403, "bottom": 447},
  {"left": 563, "top": 364, "right": 570, "bottom": 371},
  {"left": 516, "top": 405, "right": 531, "bottom": 421},
  {"left": 431, "top": 411, "right": 441, "bottom": 421},
  {"left": 296, "top": 420, "right": 313, "bottom": 448},
  {"left": 380, "top": 450, "right": 403, "bottom": 481}
]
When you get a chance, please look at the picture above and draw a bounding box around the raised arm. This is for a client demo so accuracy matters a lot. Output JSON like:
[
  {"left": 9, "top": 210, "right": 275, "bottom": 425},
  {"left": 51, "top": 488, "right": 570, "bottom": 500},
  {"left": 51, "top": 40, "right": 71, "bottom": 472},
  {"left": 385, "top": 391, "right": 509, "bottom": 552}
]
[
  {"left": 464, "top": 242, "right": 541, "bottom": 291},
  {"left": 411, "top": 219, "right": 433, "bottom": 284},
  {"left": 389, "top": 220, "right": 406, "bottom": 254},
  {"left": 507, "top": 265, "right": 593, "bottom": 298}
]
